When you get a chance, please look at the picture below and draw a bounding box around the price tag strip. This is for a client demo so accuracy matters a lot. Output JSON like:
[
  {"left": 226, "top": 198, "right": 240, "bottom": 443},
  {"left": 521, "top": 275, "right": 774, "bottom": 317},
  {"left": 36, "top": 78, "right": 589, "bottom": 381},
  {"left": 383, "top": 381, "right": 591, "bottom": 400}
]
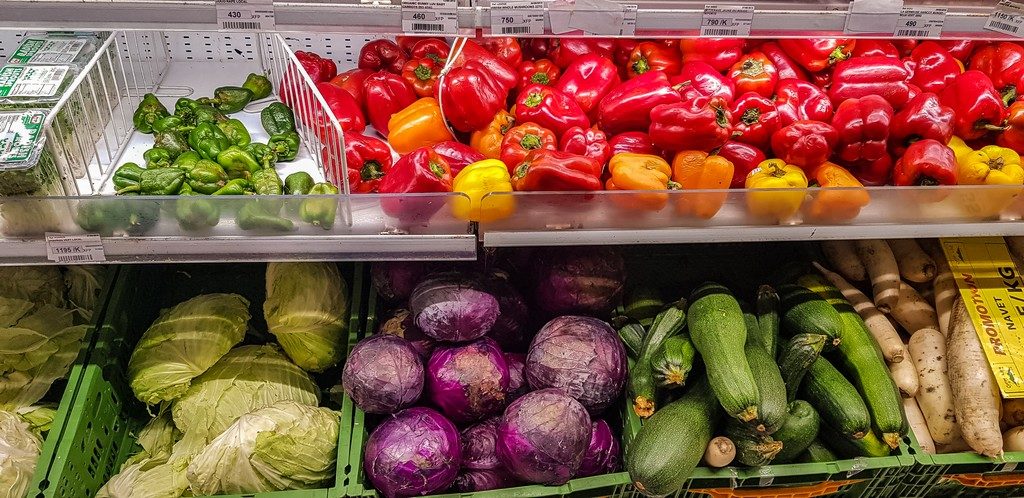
[
  {"left": 490, "top": 0, "right": 546, "bottom": 35},
  {"left": 403, "top": 0, "right": 459, "bottom": 35},
  {"left": 986, "top": 0, "right": 1024, "bottom": 37},
  {"left": 942, "top": 237, "right": 1024, "bottom": 398},
  {"left": 45, "top": 232, "right": 106, "bottom": 264},
  {"left": 215, "top": 0, "right": 276, "bottom": 31},
  {"left": 894, "top": 7, "right": 946, "bottom": 38},
  {"left": 701, "top": 5, "right": 753, "bottom": 37}
]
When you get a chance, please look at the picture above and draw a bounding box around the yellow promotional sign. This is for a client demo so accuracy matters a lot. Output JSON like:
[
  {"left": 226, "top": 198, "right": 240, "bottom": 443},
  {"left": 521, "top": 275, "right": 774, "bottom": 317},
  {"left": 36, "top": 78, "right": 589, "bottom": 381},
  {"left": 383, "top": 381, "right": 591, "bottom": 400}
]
[{"left": 942, "top": 237, "right": 1024, "bottom": 398}]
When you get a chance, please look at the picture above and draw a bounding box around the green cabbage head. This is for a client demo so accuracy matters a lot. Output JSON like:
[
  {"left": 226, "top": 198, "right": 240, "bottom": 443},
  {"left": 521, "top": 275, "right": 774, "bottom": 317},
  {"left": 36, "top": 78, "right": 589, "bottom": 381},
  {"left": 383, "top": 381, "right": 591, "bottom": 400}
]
[
  {"left": 0, "top": 409, "right": 43, "bottom": 498},
  {"left": 0, "top": 266, "right": 64, "bottom": 306},
  {"left": 264, "top": 262, "right": 348, "bottom": 372},
  {"left": 0, "top": 300, "right": 88, "bottom": 409},
  {"left": 63, "top": 265, "right": 107, "bottom": 321}
]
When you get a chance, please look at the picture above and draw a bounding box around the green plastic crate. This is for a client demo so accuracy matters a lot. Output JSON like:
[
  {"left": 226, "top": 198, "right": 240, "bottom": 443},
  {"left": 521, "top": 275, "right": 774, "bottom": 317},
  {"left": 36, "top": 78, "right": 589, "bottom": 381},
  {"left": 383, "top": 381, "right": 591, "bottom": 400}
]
[
  {"left": 894, "top": 445, "right": 1024, "bottom": 497},
  {"left": 34, "top": 263, "right": 363, "bottom": 498}
]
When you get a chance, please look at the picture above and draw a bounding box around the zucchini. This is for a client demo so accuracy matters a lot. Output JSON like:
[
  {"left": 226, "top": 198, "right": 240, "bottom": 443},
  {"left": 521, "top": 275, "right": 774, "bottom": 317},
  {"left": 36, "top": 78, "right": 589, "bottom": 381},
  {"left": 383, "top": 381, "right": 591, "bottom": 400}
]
[
  {"left": 615, "top": 317, "right": 646, "bottom": 358},
  {"left": 629, "top": 300, "right": 687, "bottom": 417},
  {"left": 628, "top": 359, "right": 658, "bottom": 418},
  {"left": 799, "top": 356, "right": 871, "bottom": 440},
  {"left": 798, "top": 273, "right": 909, "bottom": 449},
  {"left": 777, "top": 333, "right": 827, "bottom": 402},
  {"left": 624, "top": 284, "right": 665, "bottom": 326},
  {"left": 796, "top": 440, "right": 837, "bottom": 463},
  {"left": 725, "top": 419, "right": 783, "bottom": 466},
  {"left": 687, "top": 284, "right": 760, "bottom": 422},
  {"left": 743, "top": 305, "right": 787, "bottom": 435},
  {"left": 756, "top": 285, "right": 781, "bottom": 357},
  {"left": 626, "top": 379, "right": 719, "bottom": 496},
  {"left": 773, "top": 400, "right": 821, "bottom": 463},
  {"left": 651, "top": 335, "right": 697, "bottom": 388},
  {"left": 821, "top": 426, "right": 892, "bottom": 458},
  {"left": 779, "top": 284, "right": 843, "bottom": 349}
]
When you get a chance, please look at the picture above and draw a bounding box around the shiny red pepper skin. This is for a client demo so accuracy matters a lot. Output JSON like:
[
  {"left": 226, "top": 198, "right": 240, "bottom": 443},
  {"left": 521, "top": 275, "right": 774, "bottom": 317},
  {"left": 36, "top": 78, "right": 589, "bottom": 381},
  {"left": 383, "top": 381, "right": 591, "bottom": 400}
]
[
  {"left": 775, "top": 79, "right": 833, "bottom": 126},
  {"left": 778, "top": 39, "right": 856, "bottom": 73},
  {"left": 609, "top": 131, "right": 660, "bottom": 157},
  {"left": 939, "top": 70, "right": 1008, "bottom": 141},
  {"left": 555, "top": 54, "right": 621, "bottom": 119},
  {"left": 730, "top": 92, "right": 780, "bottom": 150},
  {"left": 549, "top": 39, "right": 615, "bottom": 69},
  {"left": 363, "top": 71, "right": 416, "bottom": 135},
  {"left": 680, "top": 38, "right": 745, "bottom": 73},
  {"left": 521, "top": 38, "right": 553, "bottom": 60},
  {"left": 939, "top": 40, "right": 984, "bottom": 62},
  {"left": 719, "top": 140, "right": 767, "bottom": 188},
  {"left": 998, "top": 101, "right": 1024, "bottom": 154},
  {"left": 628, "top": 41, "right": 682, "bottom": 78},
  {"left": 517, "top": 59, "right": 560, "bottom": 91},
  {"left": 771, "top": 120, "right": 839, "bottom": 173},
  {"left": 295, "top": 51, "right": 334, "bottom": 83},
  {"left": 560, "top": 126, "right": 612, "bottom": 168},
  {"left": 671, "top": 62, "right": 736, "bottom": 103},
  {"left": 479, "top": 37, "right": 523, "bottom": 68},
  {"left": 894, "top": 40, "right": 918, "bottom": 58},
  {"left": 649, "top": 96, "right": 733, "bottom": 153},
  {"left": 846, "top": 155, "right": 894, "bottom": 187},
  {"left": 515, "top": 84, "right": 590, "bottom": 139},
  {"left": 430, "top": 141, "right": 485, "bottom": 177},
  {"left": 907, "top": 41, "right": 960, "bottom": 94},
  {"left": 891, "top": 139, "right": 958, "bottom": 186},
  {"left": 759, "top": 42, "right": 808, "bottom": 81},
  {"left": 853, "top": 40, "right": 899, "bottom": 59},
  {"left": 510, "top": 150, "right": 603, "bottom": 191},
  {"left": 314, "top": 81, "right": 365, "bottom": 135},
  {"left": 831, "top": 95, "right": 893, "bottom": 164},
  {"left": 888, "top": 92, "right": 955, "bottom": 157},
  {"left": 829, "top": 56, "right": 911, "bottom": 109},
  {"left": 328, "top": 69, "right": 371, "bottom": 109},
  {"left": 409, "top": 38, "right": 450, "bottom": 60},
  {"left": 379, "top": 146, "right": 453, "bottom": 193},
  {"left": 598, "top": 71, "right": 681, "bottom": 136},
  {"left": 969, "top": 42, "right": 1024, "bottom": 99},
  {"left": 452, "top": 40, "right": 518, "bottom": 94},
  {"left": 441, "top": 60, "right": 511, "bottom": 133},
  {"left": 358, "top": 40, "right": 407, "bottom": 74},
  {"left": 500, "top": 123, "right": 558, "bottom": 170},
  {"left": 339, "top": 131, "right": 393, "bottom": 193},
  {"left": 396, "top": 36, "right": 441, "bottom": 54},
  {"left": 728, "top": 51, "right": 778, "bottom": 98}
]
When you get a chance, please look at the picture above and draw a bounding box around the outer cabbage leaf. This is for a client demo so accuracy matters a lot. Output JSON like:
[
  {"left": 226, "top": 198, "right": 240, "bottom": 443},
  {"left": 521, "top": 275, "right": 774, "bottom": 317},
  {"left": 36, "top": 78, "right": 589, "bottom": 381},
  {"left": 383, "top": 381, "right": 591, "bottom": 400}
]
[
  {"left": 263, "top": 262, "right": 348, "bottom": 372},
  {"left": 122, "top": 411, "right": 180, "bottom": 469},
  {"left": 0, "top": 409, "right": 43, "bottom": 498},
  {"left": 96, "top": 435, "right": 201, "bottom": 498},
  {"left": 0, "top": 266, "right": 64, "bottom": 306},
  {"left": 16, "top": 404, "right": 57, "bottom": 436},
  {"left": 128, "top": 293, "right": 249, "bottom": 405},
  {"left": 0, "top": 306, "right": 87, "bottom": 410},
  {"left": 63, "top": 265, "right": 106, "bottom": 322}
]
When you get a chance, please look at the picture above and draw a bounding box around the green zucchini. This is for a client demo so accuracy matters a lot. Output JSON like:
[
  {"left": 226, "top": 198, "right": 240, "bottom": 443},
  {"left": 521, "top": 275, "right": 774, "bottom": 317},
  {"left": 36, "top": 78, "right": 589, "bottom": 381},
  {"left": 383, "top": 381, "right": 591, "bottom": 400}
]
[
  {"left": 777, "top": 333, "right": 827, "bottom": 402},
  {"left": 629, "top": 300, "right": 687, "bottom": 417},
  {"left": 625, "top": 379, "right": 719, "bottom": 497},
  {"left": 687, "top": 284, "right": 759, "bottom": 422},
  {"left": 798, "top": 273, "right": 908, "bottom": 449},
  {"left": 725, "top": 419, "right": 783, "bottom": 466},
  {"left": 799, "top": 356, "right": 871, "bottom": 440},
  {"left": 779, "top": 284, "right": 842, "bottom": 349},
  {"left": 624, "top": 284, "right": 665, "bottom": 326},
  {"left": 628, "top": 359, "right": 658, "bottom": 418},
  {"left": 756, "top": 285, "right": 781, "bottom": 357},
  {"left": 821, "top": 426, "right": 892, "bottom": 458},
  {"left": 796, "top": 440, "right": 837, "bottom": 463},
  {"left": 743, "top": 305, "right": 787, "bottom": 435},
  {"left": 773, "top": 400, "right": 821, "bottom": 463},
  {"left": 651, "top": 334, "right": 697, "bottom": 388},
  {"left": 615, "top": 318, "right": 646, "bottom": 358}
]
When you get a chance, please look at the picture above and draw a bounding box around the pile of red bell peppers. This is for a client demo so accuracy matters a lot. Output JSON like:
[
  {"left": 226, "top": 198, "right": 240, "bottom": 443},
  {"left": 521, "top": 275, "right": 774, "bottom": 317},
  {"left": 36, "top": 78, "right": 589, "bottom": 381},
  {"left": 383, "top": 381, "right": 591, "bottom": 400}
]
[{"left": 303, "top": 36, "right": 1024, "bottom": 203}]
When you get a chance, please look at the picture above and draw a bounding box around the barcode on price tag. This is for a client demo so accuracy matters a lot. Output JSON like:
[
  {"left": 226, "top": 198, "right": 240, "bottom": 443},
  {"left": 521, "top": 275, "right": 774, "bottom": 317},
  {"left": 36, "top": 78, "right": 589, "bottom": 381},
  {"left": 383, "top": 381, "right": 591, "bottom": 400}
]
[
  {"left": 45, "top": 232, "right": 106, "bottom": 264},
  {"left": 701, "top": 5, "right": 754, "bottom": 37},
  {"left": 894, "top": 7, "right": 946, "bottom": 38},
  {"left": 986, "top": 0, "right": 1024, "bottom": 36},
  {"left": 215, "top": 0, "right": 275, "bottom": 31},
  {"left": 490, "top": 0, "right": 545, "bottom": 35},
  {"left": 403, "top": 0, "right": 459, "bottom": 34}
]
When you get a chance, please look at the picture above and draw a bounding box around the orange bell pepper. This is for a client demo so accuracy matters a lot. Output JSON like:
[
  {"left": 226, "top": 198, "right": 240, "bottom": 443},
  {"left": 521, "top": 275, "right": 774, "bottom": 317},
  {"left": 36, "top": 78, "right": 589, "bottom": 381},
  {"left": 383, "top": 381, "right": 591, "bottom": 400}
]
[
  {"left": 605, "top": 153, "right": 679, "bottom": 211},
  {"left": 387, "top": 97, "right": 455, "bottom": 154},
  {"left": 470, "top": 110, "right": 516, "bottom": 160},
  {"left": 806, "top": 161, "right": 870, "bottom": 222},
  {"left": 671, "top": 150, "right": 734, "bottom": 219}
]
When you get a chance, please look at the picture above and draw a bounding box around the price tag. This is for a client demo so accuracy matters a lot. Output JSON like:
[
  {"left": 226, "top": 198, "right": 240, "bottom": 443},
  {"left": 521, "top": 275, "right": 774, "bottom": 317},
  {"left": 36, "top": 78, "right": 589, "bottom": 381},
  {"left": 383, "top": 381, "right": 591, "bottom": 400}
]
[
  {"left": 844, "top": 0, "right": 903, "bottom": 34},
  {"left": 621, "top": 4, "right": 638, "bottom": 36},
  {"left": 490, "top": 0, "right": 546, "bottom": 35},
  {"left": 215, "top": 0, "right": 276, "bottom": 31},
  {"left": 894, "top": 7, "right": 946, "bottom": 38},
  {"left": 986, "top": 0, "right": 1024, "bottom": 37},
  {"left": 403, "top": 0, "right": 459, "bottom": 35},
  {"left": 45, "top": 232, "right": 106, "bottom": 264},
  {"left": 700, "top": 5, "right": 754, "bottom": 37}
]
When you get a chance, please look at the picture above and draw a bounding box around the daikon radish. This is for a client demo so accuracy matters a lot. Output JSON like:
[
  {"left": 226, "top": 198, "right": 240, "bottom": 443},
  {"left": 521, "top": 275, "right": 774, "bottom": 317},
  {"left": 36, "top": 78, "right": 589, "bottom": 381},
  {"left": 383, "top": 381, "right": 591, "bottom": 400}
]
[
  {"left": 1003, "top": 426, "right": 1024, "bottom": 452},
  {"left": 904, "top": 397, "right": 936, "bottom": 454},
  {"left": 888, "top": 239, "right": 936, "bottom": 283},
  {"left": 891, "top": 281, "right": 939, "bottom": 335},
  {"left": 909, "top": 328, "right": 960, "bottom": 445},
  {"left": 948, "top": 298, "right": 1003, "bottom": 458},
  {"left": 1004, "top": 399, "right": 1024, "bottom": 428},
  {"left": 814, "top": 262, "right": 904, "bottom": 362},
  {"left": 889, "top": 345, "right": 919, "bottom": 397},
  {"left": 919, "top": 239, "right": 955, "bottom": 337},
  {"left": 855, "top": 240, "right": 900, "bottom": 313},
  {"left": 704, "top": 436, "right": 736, "bottom": 468},
  {"left": 821, "top": 240, "right": 866, "bottom": 282}
]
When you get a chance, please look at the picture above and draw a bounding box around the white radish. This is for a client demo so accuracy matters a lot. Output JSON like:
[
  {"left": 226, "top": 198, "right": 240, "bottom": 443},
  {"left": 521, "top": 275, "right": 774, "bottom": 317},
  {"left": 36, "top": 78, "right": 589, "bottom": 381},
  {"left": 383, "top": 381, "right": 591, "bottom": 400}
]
[
  {"left": 936, "top": 437, "right": 972, "bottom": 454},
  {"left": 703, "top": 436, "right": 736, "bottom": 468},
  {"left": 920, "top": 239, "right": 956, "bottom": 336},
  {"left": 821, "top": 240, "right": 866, "bottom": 282},
  {"left": 909, "top": 328, "right": 961, "bottom": 445},
  {"left": 1003, "top": 426, "right": 1024, "bottom": 452},
  {"left": 891, "top": 281, "right": 940, "bottom": 335},
  {"left": 1004, "top": 399, "right": 1024, "bottom": 428},
  {"left": 948, "top": 298, "right": 1004, "bottom": 458},
  {"left": 814, "top": 262, "right": 904, "bottom": 362},
  {"left": 889, "top": 345, "right": 919, "bottom": 398},
  {"left": 904, "top": 397, "right": 936, "bottom": 454},
  {"left": 855, "top": 239, "right": 900, "bottom": 313},
  {"left": 888, "top": 239, "right": 937, "bottom": 283}
]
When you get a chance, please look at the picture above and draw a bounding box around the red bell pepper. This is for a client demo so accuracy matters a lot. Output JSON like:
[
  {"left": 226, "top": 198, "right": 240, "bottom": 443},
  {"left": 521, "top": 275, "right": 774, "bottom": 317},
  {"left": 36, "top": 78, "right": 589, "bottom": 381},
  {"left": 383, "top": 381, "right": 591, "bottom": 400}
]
[
  {"left": 500, "top": 123, "right": 558, "bottom": 170},
  {"left": 718, "top": 140, "right": 767, "bottom": 188},
  {"left": 597, "top": 71, "right": 681, "bottom": 136},
  {"left": 609, "top": 131, "right": 660, "bottom": 157},
  {"left": 295, "top": 51, "right": 336, "bottom": 83},
  {"left": 846, "top": 155, "right": 894, "bottom": 187},
  {"left": 894, "top": 40, "right": 918, "bottom": 58},
  {"left": 829, "top": 56, "right": 911, "bottom": 109},
  {"left": 906, "top": 41, "right": 960, "bottom": 94},
  {"left": 556, "top": 54, "right": 621, "bottom": 118},
  {"left": 314, "top": 81, "right": 365, "bottom": 135},
  {"left": 327, "top": 69, "right": 371, "bottom": 109},
  {"left": 401, "top": 57, "right": 441, "bottom": 98},
  {"left": 514, "top": 84, "right": 590, "bottom": 139},
  {"left": 891, "top": 139, "right": 958, "bottom": 186},
  {"left": 628, "top": 42, "right": 681, "bottom": 78},
  {"left": 615, "top": 39, "right": 641, "bottom": 69},
  {"left": 379, "top": 146, "right": 453, "bottom": 222},
  {"left": 730, "top": 92, "right": 780, "bottom": 150},
  {"left": 853, "top": 40, "right": 899, "bottom": 59},
  {"left": 680, "top": 38, "right": 745, "bottom": 73},
  {"left": 649, "top": 96, "right": 733, "bottom": 153},
  {"left": 430, "top": 141, "right": 485, "bottom": 177},
  {"left": 775, "top": 79, "right": 833, "bottom": 126},
  {"left": 396, "top": 36, "right": 440, "bottom": 55},
  {"left": 759, "top": 42, "right": 808, "bottom": 81},
  {"left": 671, "top": 62, "right": 736, "bottom": 103},
  {"left": 939, "top": 70, "right": 1008, "bottom": 140},
  {"left": 521, "top": 38, "right": 553, "bottom": 60},
  {"left": 939, "top": 40, "right": 984, "bottom": 62},
  {"left": 549, "top": 38, "right": 615, "bottom": 69},
  {"left": 889, "top": 92, "right": 955, "bottom": 157},
  {"left": 358, "top": 40, "right": 406, "bottom": 74},
  {"left": 560, "top": 126, "right": 612, "bottom": 168},
  {"left": 337, "top": 131, "right": 393, "bottom": 193},
  {"left": 452, "top": 40, "right": 518, "bottom": 94},
  {"left": 478, "top": 37, "right": 523, "bottom": 68},
  {"left": 998, "top": 101, "right": 1024, "bottom": 154},
  {"left": 969, "top": 42, "right": 1024, "bottom": 103},
  {"left": 831, "top": 95, "right": 893, "bottom": 165},
  {"left": 510, "top": 150, "right": 603, "bottom": 191},
  {"left": 440, "top": 60, "right": 511, "bottom": 133},
  {"left": 771, "top": 120, "right": 839, "bottom": 173},
  {"left": 409, "top": 38, "right": 450, "bottom": 60},
  {"left": 517, "top": 59, "right": 560, "bottom": 92},
  {"left": 363, "top": 71, "right": 417, "bottom": 135},
  {"left": 727, "top": 51, "right": 778, "bottom": 98},
  {"left": 778, "top": 39, "right": 855, "bottom": 73}
]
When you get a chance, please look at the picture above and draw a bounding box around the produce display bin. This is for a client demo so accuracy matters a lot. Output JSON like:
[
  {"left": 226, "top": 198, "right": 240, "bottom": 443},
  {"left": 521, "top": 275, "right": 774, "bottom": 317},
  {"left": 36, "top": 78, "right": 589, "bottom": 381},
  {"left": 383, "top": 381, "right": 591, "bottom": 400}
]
[
  {"left": 31, "top": 262, "right": 363, "bottom": 498},
  {"left": 893, "top": 448, "right": 1024, "bottom": 497}
]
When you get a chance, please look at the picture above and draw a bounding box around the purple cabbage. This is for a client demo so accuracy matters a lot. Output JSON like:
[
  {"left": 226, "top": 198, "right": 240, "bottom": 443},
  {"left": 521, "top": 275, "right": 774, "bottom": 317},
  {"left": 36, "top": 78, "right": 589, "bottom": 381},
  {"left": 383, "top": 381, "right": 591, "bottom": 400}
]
[
  {"left": 531, "top": 247, "right": 625, "bottom": 317},
  {"left": 343, "top": 335, "right": 423, "bottom": 414},
  {"left": 505, "top": 353, "right": 528, "bottom": 402},
  {"left": 411, "top": 272, "right": 500, "bottom": 342},
  {"left": 364, "top": 407, "right": 461, "bottom": 498},
  {"left": 378, "top": 308, "right": 435, "bottom": 359},
  {"left": 525, "top": 316, "right": 627, "bottom": 414},
  {"left": 577, "top": 419, "right": 621, "bottom": 477},
  {"left": 371, "top": 261, "right": 434, "bottom": 304},
  {"left": 452, "top": 469, "right": 519, "bottom": 492},
  {"left": 426, "top": 337, "right": 509, "bottom": 423},
  {"left": 485, "top": 271, "right": 530, "bottom": 351},
  {"left": 460, "top": 417, "right": 501, "bottom": 470},
  {"left": 496, "top": 388, "right": 591, "bottom": 485}
]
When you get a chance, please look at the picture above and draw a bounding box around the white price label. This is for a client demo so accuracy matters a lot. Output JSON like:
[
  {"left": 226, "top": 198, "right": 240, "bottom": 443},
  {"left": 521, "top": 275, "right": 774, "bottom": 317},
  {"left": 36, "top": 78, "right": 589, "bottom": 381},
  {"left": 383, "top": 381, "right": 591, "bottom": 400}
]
[
  {"left": 403, "top": 0, "right": 459, "bottom": 35},
  {"left": 490, "top": 1, "right": 546, "bottom": 35},
  {"left": 216, "top": 0, "right": 275, "bottom": 31},
  {"left": 701, "top": 5, "right": 754, "bottom": 37},
  {"left": 621, "top": 4, "right": 638, "bottom": 36},
  {"left": 893, "top": 7, "right": 946, "bottom": 38},
  {"left": 45, "top": 232, "right": 106, "bottom": 264},
  {"left": 844, "top": 0, "right": 904, "bottom": 34},
  {"left": 986, "top": 0, "right": 1024, "bottom": 37}
]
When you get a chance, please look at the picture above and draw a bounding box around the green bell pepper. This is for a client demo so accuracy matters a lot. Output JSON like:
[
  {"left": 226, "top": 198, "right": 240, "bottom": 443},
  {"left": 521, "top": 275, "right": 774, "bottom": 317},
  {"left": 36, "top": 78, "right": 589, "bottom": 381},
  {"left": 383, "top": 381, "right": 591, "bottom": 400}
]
[
  {"left": 284, "top": 171, "right": 315, "bottom": 195},
  {"left": 217, "top": 118, "right": 251, "bottom": 146},
  {"left": 76, "top": 197, "right": 160, "bottom": 236},
  {"left": 189, "top": 123, "right": 232, "bottom": 161},
  {"left": 243, "top": 73, "right": 273, "bottom": 100},
  {"left": 268, "top": 131, "right": 300, "bottom": 162},
  {"left": 152, "top": 115, "right": 192, "bottom": 134},
  {"left": 112, "top": 163, "right": 145, "bottom": 192},
  {"left": 200, "top": 86, "right": 254, "bottom": 114},
  {"left": 143, "top": 147, "right": 174, "bottom": 169},
  {"left": 187, "top": 159, "right": 229, "bottom": 194},
  {"left": 261, "top": 102, "right": 296, "bottom": 136},
  {"left": 174, "top": 97, "right": 199, "bottom": 123},
  {"left": 238, "top": 201, "right": 294, "bottom": 231},
  {"left": 194, "top": 104, "right": 227, "bottom": 125},
  {"left": 301, "top": 181, "right": 340, "bottom": 229},
  {"left": 212, "top": 178, "right": 252, "bottom": 195},
  {"left": 154, "top": 130, "right": 190, "bottom": 158},
  {"left": 243, "top": 142, "right": 277, "bottom": 169},
  {"left": 115, "top": 167, "right": 185, "bottom": 196},
  {"left": 132, "top": 93, "right": 169, "bottom": 134},
  {"left": 217, "top": 146, "right": 261, "bottom": 179},
  {"left": 176, "top": 183, "right": 220, "bottom": 230},
  {"left": 252, "top": 168, "right": 283, "bottom": 196},
  {"left": 172, "top": 151, "right": 202, "bottom": 170}
]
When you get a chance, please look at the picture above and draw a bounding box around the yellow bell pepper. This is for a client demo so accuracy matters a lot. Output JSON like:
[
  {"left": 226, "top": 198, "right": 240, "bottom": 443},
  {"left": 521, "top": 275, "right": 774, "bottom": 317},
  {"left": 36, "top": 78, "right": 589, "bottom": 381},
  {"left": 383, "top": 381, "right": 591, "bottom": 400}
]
[
  {"left": 387, "top": 97, "right": 455, "bottom": 155},
  {"left": 745, "top": 159, "right": 808, "bottom": 223},
  {"left": 957, "top": 144, "right": 1024, "bottom": 185},
  {"left": 451, "top": 159, "right": 515, "bottom": 222},
  {"left": 948, "top": 136, "right": 974, "bottom": 165}
]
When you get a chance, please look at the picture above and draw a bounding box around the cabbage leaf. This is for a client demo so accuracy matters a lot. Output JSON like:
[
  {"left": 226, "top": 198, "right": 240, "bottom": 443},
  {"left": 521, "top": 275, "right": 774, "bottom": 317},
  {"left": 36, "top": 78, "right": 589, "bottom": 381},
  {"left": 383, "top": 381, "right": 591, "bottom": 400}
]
[
  {"left": 0, "top": 409, "right": 43, "bottom": 498},
  {"left": 0, "top": 303, "right": 87, "bottom": 409},
  {"left": 0, "top": 266, "right": 64, "bottom": 306},
  {"left": 64, "top": 265, "right": 106, "bottom": 322},
  {"left": 263, "top": 262, "right": 348, "bottom": 372}
]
